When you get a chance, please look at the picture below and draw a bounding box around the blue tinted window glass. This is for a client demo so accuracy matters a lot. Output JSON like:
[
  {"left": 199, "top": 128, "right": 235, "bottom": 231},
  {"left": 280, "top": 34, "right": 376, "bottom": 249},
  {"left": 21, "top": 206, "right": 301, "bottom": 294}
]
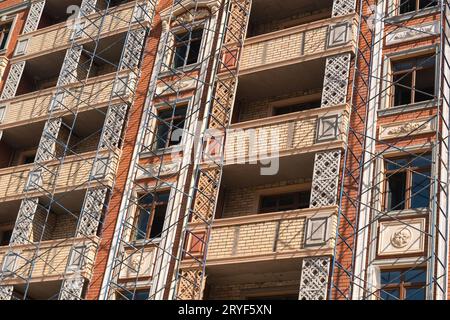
[
  {"left": 381, "top": 271, "right": 402, "bottom": 285},
  {"left": 405, "top": 287, "right": 425, "bottom": 300},
  {"left": 411, "top": 171, "right": 430, "bottom": 208},
  {"left": 380, "top": 289, "right": 400, "bottom": 300},
  {"left": 405, "top": 269, "right": 427, "bottom": 283}
]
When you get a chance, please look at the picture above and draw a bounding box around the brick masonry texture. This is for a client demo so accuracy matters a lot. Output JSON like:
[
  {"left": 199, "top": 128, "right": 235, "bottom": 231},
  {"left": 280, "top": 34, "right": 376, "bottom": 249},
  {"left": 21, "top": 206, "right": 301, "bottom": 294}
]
[{"left": 85, "top": 0, "right": 173, "bottom": 299}]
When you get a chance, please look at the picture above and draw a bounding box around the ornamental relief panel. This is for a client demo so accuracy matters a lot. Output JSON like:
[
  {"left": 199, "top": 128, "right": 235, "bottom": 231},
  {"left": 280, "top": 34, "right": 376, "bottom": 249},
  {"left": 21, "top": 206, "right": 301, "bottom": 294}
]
[
  {"left": 161, "top": 0, "right": 220, "bottom": 27},
  {"left": 155, "top": 77, "right": 198, "bottom": 96},
  {"left": 379, "top": 117, "right": 436, "bottom": 140},
  {"left": 136, "top": 160, "right": 182, "bottom": 179},
  {"left": 377, "top": 218, "right": 426, "bottom": 257},
  {"left": 118, "top": 246, "right": 155, "bottom": 279},
  {"left": 386, "top": 21, "right": 439, "bottom": 46}
]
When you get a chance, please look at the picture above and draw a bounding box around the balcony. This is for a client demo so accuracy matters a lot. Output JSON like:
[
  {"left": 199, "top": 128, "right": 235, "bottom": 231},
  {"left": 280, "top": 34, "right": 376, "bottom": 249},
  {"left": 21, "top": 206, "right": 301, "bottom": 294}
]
[
  {"left": 0, "top": 149, "right": 119, "bottom": 202},
  {"left": 0, "top": 70, "right": 133, "bottom": 129},
  {"left": 12, "top": 1, "right": 147, "bottom": 61},
  {"left": 223, "top": 104, "right": 349, "bottom": 166},
  {"left": 0, "top": 236, "right": 98, "bottom": 285},
  {"left": 239, "top": 13, "right": 357, "bottom": 75},
  {"left": 182, "top": 206, "right": 337, "bottom": 270}
]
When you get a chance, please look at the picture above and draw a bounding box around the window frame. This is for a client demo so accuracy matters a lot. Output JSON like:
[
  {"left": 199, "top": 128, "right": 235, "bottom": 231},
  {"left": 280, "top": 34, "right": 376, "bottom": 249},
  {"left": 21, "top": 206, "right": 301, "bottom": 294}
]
[
  {"left": 131, "top": 190, "right": 171, "bottom": 241},
  {"left": 378, "top": 267, "right": 427, "bottom": 300},
  {"left": 391, "top": 54, "right": 436, "bottom": 107},
  {"left": 153, "top": 104, "right": 188, "bottom": 150},
  {"left": 171, "top": 27, "right": 204, "bottom": 69},
  {"left": 116, "top": 288, "right": 150, "bottom": 300},
  {"left": 379, "top": 47, "right": 439, "bottom": 114},
  {"left": 268, "top": 92, "right": 322, "bottom": 118},
  {"left": 258, "top": 190, "right": 311, "bottom": 214},
  {"left": 383, "top": 153, "right": 432, "bottom": 212},
  {"left": 395, "top": 0, "right": 438, "bottom": 15}
]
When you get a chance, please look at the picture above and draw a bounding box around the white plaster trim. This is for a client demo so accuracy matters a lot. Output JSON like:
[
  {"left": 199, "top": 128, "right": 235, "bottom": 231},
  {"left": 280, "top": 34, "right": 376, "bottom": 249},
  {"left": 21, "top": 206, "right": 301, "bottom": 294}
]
[{"left": 352, "top": 0, "right": 385, "bottom": 300}]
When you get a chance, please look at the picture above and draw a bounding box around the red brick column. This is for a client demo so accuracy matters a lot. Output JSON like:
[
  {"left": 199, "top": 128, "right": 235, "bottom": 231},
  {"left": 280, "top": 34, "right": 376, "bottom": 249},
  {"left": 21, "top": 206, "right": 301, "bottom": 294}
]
[{"left": 85, "top": 0, "right": 172, "bottom": 300}]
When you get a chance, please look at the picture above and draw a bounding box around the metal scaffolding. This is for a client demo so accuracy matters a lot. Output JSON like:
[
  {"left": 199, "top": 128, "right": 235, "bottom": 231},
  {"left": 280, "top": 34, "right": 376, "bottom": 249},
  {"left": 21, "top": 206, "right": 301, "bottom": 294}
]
[
  {"left": 1, "top": 0, "right": 448, "bottom": 301},
  {"left": 330, "top": 0, "right": 450, "bottom": 300},
  {"left": 103, "top": 0, "right": 251, "bottom": 300},
  {"left": 0, "top": 0, "right": 156, "bottom": 300}
]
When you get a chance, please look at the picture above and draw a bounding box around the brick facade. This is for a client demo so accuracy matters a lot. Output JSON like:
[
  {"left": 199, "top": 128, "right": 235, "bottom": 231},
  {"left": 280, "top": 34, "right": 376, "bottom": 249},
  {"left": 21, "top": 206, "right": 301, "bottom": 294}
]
[
  {"left": 85, "top": 0, "right": 173, "bottom": 300},
  {"left": 2, "top": 0, "right": 445, "bottom": 301}
]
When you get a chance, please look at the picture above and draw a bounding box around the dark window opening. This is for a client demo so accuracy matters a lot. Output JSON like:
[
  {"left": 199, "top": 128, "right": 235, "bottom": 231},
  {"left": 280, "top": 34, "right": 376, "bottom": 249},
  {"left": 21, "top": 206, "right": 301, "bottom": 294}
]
[
  {"left": 273, "top": 100, "right": 321, "bottom": 116},
  {"left": 259, "top": 190, "right": 310, "bottom": 214},
  {"left": 154, "top": 106, "right": 187, "bottom": 150},
  {"left": 392, "top": 55, "right": 435, "bottom": 107},
  {"left": 109, "top": 0, "right": 130, "bottom": 7},
  {"left": 246, "top": 1, "right": 333, "bottom": 37},
  {"left": 173, "top": 29, "right": 203, "bottom": 68},
  {"left": 0, "top": 21, "right": 12, "bottom": 51},
  {"left": 22, "top": 152, "right": 36, "bottom": 165},
  {"left": 97, "top": 0, "right": 133, "bottom": 10},
  {"left": 246, "top": 293, "right": 299, "bottom": 300},
  {"left": 133, "top": 191, "right": 170, "bottom": 241},
  {"left": 398, "top": 0, "right": 437, "bottom": 14},
  {"left": 384, "top": 154, "right": 431, "bottom": 211},
  {"left": 37, "top": 1, "right": 83, "bottom": 29},
  {"left": 116, "top": 289, "right": 149, "bottom": 300},
  {"left": 379, "top": 268, "right": 426, "bottom": 300},
  {"left": 0, "top": 229, "right": 13, "bottom": 246}
]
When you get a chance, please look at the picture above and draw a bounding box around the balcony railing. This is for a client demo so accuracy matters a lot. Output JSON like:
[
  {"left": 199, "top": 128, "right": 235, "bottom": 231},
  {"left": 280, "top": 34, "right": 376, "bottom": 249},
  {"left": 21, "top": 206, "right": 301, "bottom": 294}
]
[
  {"left": 0, "top": 237, "right": 98, "bottom": 284},
  {"left": 201, "top": 206, "right": 337, "bottom": 265},
  {"left": 0, "top": 149, "right": 119, "bottom": 202},
  {"left": 0, "top": 70, "right": 133, "bottom": 129},
  {"left": 240, "top": 13, "right": 357, "bottom": 74},
  {"left": 13, "top": 1, "right": 146, "bottom": 60},
  {"left": 223, "top": 104, "right": 349, "bottom": 165}
]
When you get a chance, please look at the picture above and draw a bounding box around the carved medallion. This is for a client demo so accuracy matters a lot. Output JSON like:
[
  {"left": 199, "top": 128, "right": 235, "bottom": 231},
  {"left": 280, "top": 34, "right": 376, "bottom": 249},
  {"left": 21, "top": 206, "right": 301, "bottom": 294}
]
[{"left": 390, "top": 227, "right": 412, "bottom": 249}]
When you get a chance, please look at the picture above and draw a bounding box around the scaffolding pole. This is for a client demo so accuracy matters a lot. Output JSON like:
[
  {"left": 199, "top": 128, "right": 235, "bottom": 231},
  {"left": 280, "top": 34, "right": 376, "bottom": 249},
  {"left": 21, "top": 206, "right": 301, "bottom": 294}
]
[
  {"left": 0, "top": 0, "right": 156, "bottom": 300},
  {"left": 331, "top": 0, "right": 450, "bottom": 300},
  {"left": 103, "top": 0, "right": 251, "bottom": 300}
]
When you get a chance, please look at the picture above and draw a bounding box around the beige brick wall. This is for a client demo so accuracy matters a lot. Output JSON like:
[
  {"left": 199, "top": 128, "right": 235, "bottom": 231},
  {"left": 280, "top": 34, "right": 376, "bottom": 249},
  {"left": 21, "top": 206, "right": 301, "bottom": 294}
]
[
  {"left": 207, "top": 216, "right": 306, "bottom": 260},
  {"left": 277, "top": 218, "right": 305, "bottom": 252},
  {"left": 23, "top": 2, "right": 136, "bottom": 58},
  {"left": 32, "top": 210, "right": 77, "bottom": 241},
  {"left": 32, "top": 208, "right": 56, "bottom": 242},
  {"left": 0, "top": 166, "right": 29, "bottom": 200},
  {"left": 0, "top": 150, "right": 116, "bottom": 201},
  {"left": 51, "top": 213, "right": 78, "bottom": 239},
  {"left": 225, "top": 118, "right": 317, "bottom": 163},
  {"left": 0, "top": 237, "right": 98, "bottom": 282},
  {"left": 72, "top": 132, "right": 101, "bottom": 154},
  {"left": 241, "top": 24, "right": 328, "bottom": 71},
  {"left": 1, "top": 71, "right": 126, "bottom": 127},
  {"left": 58, "top": 127, "right": 101, "bottom": 157}
]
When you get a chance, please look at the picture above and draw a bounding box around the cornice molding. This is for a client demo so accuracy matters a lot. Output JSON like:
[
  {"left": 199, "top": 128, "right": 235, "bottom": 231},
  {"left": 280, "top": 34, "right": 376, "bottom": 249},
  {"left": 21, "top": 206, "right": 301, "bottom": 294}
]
[{"left": 160, "top": 0, "right": 220, "bottom": 25}]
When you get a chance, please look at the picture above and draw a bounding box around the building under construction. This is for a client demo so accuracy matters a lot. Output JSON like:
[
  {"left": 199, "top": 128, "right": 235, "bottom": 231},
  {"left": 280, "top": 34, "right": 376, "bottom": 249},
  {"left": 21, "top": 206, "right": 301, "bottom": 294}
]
[{"left": 0, "top": 0, "right": 448, "bottom": 300}]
